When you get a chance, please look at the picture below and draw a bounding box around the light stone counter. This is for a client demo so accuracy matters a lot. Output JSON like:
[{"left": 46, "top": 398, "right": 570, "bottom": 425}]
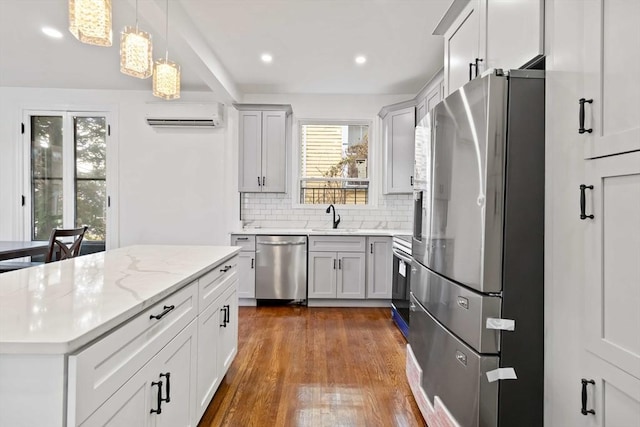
[
  {"left": 0, "top": 245, "right": 239, "bottom": 354},
  {"left": 231, "top": 228, "right": 412, "bottom": 236}
]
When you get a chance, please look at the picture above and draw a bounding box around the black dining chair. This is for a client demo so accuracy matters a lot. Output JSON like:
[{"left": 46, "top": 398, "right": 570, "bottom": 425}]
[{"left": 0, "top": 226, "right": 89, "bottom": 273}]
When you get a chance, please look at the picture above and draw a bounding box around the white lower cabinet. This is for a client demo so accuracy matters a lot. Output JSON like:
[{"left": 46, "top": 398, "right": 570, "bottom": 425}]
[
  {"left": 71, "top": 256, "right": 239, "bottom": 427},
  {"left": 81, "top": 320, "right": 197, "bottom": 427},
  {"left": 366, "top": 237, "right": 392, "bottom": 299},
  {"left": 237, "top": 252, "right": 255, "bottom": 298},
  {"left": 308, "top": 251, "right": 365, "bottom": 299}
]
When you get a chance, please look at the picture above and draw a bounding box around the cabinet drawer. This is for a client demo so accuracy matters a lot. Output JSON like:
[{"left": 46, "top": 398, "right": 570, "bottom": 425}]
[
  {"left": 230, "top": 234, "right": 256, "bottom": 251},
  {"left": 308, "top": 236, "right": 366, "bottom": 252},
  {"left": 200, "top": 255, "right": 238, "bottom": 312},
  {"left": 68, "top": 283, "right": 198, "bottom": 425}
]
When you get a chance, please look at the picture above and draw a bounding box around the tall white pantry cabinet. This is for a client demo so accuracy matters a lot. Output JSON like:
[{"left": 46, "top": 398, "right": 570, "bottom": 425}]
[{"left": 545, "top": 0, "right": 640, "bottom": 426}]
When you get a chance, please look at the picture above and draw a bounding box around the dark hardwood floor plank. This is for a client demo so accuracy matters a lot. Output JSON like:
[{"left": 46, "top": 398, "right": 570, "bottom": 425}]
[{"left": 198, "top": 306, "right": 425, "bottom": 427}]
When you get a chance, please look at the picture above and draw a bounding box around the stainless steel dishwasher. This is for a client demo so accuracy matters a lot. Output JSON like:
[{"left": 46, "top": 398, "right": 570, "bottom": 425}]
[{"left": 255, "top": 235, "right": 307, "bottom": 301}]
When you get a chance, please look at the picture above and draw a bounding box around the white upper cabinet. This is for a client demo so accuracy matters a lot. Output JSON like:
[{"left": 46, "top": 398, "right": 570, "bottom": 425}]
[
  {"left": 437, "top": 0, "right": 544, "bottom": 96},
  {"left": 383, "top": 105, "right": 416, "bottom": 194},
  {"left": 482, "top": 0, "right": 544, "bottom": 71},
  {"left": 581, "top": 0, "right": 640, "bottom": 159},
  {"left": 235, "top": 104, "right": 292, "bottom": 193},
  {"left": 443, "top": 0, "right": 482, "bottom": 96}
]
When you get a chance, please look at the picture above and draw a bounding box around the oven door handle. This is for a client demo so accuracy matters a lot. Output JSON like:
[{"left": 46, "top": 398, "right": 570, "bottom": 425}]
[{"left": 392, "top": 248, "right": 413, "bottom": 264}]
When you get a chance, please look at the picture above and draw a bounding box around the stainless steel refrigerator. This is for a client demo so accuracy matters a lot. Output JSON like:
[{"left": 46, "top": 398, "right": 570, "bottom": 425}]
[{"left": 410, "top": 69, "right": 544, "bottom": 427}]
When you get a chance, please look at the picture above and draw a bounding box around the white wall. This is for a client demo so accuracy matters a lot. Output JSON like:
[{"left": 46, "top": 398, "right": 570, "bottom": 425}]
[
  {"left": 239, "top": 93, "right": 415, "bottom": 230},
  {"left": 0, "top": 87, "right": 237, "bottom": 247}
]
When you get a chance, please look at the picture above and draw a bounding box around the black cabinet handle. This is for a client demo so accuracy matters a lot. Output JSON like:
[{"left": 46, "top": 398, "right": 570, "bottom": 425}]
[
  {"left": 220, "top": 306, "right": 228, "bottom": 327},
  {"left": 474, "top": 58, "right": 483, "bottom": 77},
  {"left": 251, "top": 258, "right": 254, "bottom": 269},
  {"left": 469, "top": 62, "right": 474, "bottom": 81},
  {"left": 220, "top": 265, "right": 232, "bottom": 273},
  {"left": 262, "top": 176, "right": 266, "bottom": 186},
  {"left": 258, "top": 176, "right": 261, "bottom": 186},
  {"left": 338, "top": 259, "right": 342, "bottom": 270},
  {"left": 580, "top": 185, "right": 595, "bottom": 220},
  {"left": 370, "top": 243, "right": 373, "bottom": 254},
  {"left": 236, "top": 237, "right": 249, "bottom": 241},
  {"left": 581, "top": 378, "right": 596, "bottom": 415},
  {"left": 160, "top": 373, "right": 171, "bottom": 403},
  {"left": 410, "top": 176, "right": 414, "bottom": 186},
  {"left": 333, "top": 259, "right": 336, "bottom": 269},
  {"left": 150, "top": 305, "right": 175, "bottom": 320},
  {"left": 150, "top": 380, "right": 163, "bottom": 414},
  {"left": 224, "top": 304, "right": 230, "bottom": 323},
  {"left": 579, "top": 98, "right": 593, "bottom": 134}
]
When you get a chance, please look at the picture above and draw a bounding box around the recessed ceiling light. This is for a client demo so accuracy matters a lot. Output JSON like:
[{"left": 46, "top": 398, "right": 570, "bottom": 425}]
[
  {"left": 261, "top": 53, "right": 273, "bottom": 63},
  {"left": 355, "top": 55, "right": 367, "bottom": 65},
  {"left": 42, "top": 27, "right": 63, "bottom": 39}
]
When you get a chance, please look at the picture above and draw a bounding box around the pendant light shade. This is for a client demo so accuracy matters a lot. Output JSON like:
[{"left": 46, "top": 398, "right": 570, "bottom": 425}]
[
  {"left": 68, "top": 0, "right": 112, "bottom": 47},
  {"left": 153, "top": 0, "right": 180, "bottom": 99},
  {"left": 120, "top": 26, "right": 153, "bottom": 78},
  {"left": 153, "top": 57, "right": 181, "bottom": 100}
]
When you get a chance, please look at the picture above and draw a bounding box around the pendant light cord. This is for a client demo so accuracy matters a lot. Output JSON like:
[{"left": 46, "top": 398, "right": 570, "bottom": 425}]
[
  {"left": 135, "top": 0, "right": 139, "bottom": 29},
  {"left": 165, "top": 0, "right": 169, "bottom": 60}
]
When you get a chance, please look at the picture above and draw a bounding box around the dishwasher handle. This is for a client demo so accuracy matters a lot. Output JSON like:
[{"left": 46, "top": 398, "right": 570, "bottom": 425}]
[{"left": 257, "top": 241, "right": 306, "bottom": 246}]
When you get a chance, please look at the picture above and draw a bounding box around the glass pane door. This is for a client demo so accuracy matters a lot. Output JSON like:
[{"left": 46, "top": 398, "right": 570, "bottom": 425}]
[
  {"left": 74, "top": 116, "right": 107, "bottom": 241},
  {"left": 31, "top": 116, "right": 64, "bottom": 241}
]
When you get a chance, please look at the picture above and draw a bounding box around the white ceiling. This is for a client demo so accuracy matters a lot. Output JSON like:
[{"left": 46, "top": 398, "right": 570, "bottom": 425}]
[{"left": 0, "top": 0, "right": 451, "bottom": 101}]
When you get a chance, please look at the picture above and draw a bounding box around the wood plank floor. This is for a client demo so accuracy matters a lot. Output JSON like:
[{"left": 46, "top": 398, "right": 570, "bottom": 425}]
[{"left": 198, "top": 306, "right": 425, "bottom": 427}]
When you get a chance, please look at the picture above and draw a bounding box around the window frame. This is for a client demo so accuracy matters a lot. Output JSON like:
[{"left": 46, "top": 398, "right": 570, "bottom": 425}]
[
  {"left": 20, "top": 107, "right": 118, "bottom": 249},
  {"left": 293, "top": 118, "right": 378, "bottom": 209}
]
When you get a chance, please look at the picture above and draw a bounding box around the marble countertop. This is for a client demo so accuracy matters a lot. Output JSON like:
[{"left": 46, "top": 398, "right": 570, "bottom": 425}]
[
  {"left": 231, "top": 228, "right": 412, "bottom": 236},
  {"left": 0, "top": 245, "right": 239, "bottom": 355}
]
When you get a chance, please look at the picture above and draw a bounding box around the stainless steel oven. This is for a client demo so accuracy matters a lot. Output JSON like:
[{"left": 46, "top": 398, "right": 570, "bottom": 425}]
[{"left": 391, "top": 235, "right": 412, "bottom": 338}]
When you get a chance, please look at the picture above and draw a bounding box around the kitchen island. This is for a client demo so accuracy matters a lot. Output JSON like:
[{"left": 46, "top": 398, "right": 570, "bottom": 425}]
[{"left": 0, "top": 245, "right": 240, "bottom": 427}]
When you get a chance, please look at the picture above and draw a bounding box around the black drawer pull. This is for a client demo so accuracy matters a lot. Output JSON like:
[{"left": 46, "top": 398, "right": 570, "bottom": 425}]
[
  {"left": 224, "top": 304, "right": 230, "bottom": 323},
  {"left": 580, "top": 184, "right": 594, "bottom": 220},
  {"left": 581, "top": 378, "right": 596, "bottom": 415},
  {"left": 236, "top": 237, "right": 249, "bottom": 241},
  {"left": 220, "top": 265, "right": 232, "bottom": 273},
  {"left": 160, "top": 373, "right": 171, "bottom": 403},
  {"left": 150, "top": 305, "right": 175, "bottom": 320},
  {"left": 257, "top": 176, "right": 261, "bottom": 186},
  {"left": 579, "top": 98, "right": 593, "bottom": 134},
  {"left": 150, "top": 380, "right": 163, "bottom": 414},
  {"left": 220, "top": 306, "right": 228, "bottom": 327},
  {"left": 251, "top": 258, "right": 254, "bottom": 269}
]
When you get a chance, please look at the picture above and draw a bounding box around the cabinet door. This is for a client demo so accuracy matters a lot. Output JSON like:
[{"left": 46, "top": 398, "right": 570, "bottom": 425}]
[
  {"left": 196, "top": 301, "right": 222, "bottom": 420},
  {"left": 483, "top": 0, "right": 543, "bottom": 70},
  {"left": 582, "top": 354, "right": 640, "bottom": 427},
  {"left": 425, "top": 84, "right": 441, "bottom": 116},
  {"left": 337, "top": 252, "right": 366, "bottom": 299},
  {"left": 238, "top": 111, "right": 263, "bottom": 192},
  {"left": 219, "top": 282, "right": 238, "bottom": 375},
  {"left": 261, "top": 111, "right": 287, "bottom": 192},
  {"left": 154, "top": 321, "right": 198, "bottom": 427},
  {"left": 444, "top": 0, "right": 480, "bottom": 96},
  {"left": 385, "top": 106, "right": 416, "bottom": 194},
  {"left": 584, "top": 152, "right": 640, "bottom": 380},
  {"left": 237, "top": 252, "right": 255, "bottom": 298},
  {"left": 582, "top": 0, "right": 640, "bottom": 159},
  {"left": 308, "top": 252, "right": 337, "bottom": 298},
  {"left": 366, "top": 237, "right": 392, "bottom": 299},
  {"left": 79, "top": 365, "right": 153, "bottom": 427}
]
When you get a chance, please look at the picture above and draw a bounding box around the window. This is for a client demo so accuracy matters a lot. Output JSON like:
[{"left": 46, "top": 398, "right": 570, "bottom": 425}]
[
  {"left": 27, "top": 112, "right": 108, "bottom": 244},
  {"left": 299, "top": 122, "right": 369, "bottom": 205}
]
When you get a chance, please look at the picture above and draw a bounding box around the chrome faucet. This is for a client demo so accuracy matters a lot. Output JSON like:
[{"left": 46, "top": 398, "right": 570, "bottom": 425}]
[{"left": 326, "top": 204, "right": 341, "bottom": 229}]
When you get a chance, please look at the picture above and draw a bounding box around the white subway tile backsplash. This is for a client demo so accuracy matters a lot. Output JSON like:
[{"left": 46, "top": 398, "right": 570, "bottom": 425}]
[{"left": 241, "top": 192, "right": 413, "bottom": 230}]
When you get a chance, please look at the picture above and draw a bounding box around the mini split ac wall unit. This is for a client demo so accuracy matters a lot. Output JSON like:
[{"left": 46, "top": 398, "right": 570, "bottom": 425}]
[{"left": 145, "top": 102, "right": 225, "bottom": 128}]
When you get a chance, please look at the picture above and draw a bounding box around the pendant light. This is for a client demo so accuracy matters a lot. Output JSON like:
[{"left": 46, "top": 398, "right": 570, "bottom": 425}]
[
  {"left": 153, "top": 0, "right": 181, "bottom": 100},
  {"left": 68, "top": 0, "right": 113, "bottom": 47},
  {"left": 120, "top": 0, "right": 153, "bottom": 78}
]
